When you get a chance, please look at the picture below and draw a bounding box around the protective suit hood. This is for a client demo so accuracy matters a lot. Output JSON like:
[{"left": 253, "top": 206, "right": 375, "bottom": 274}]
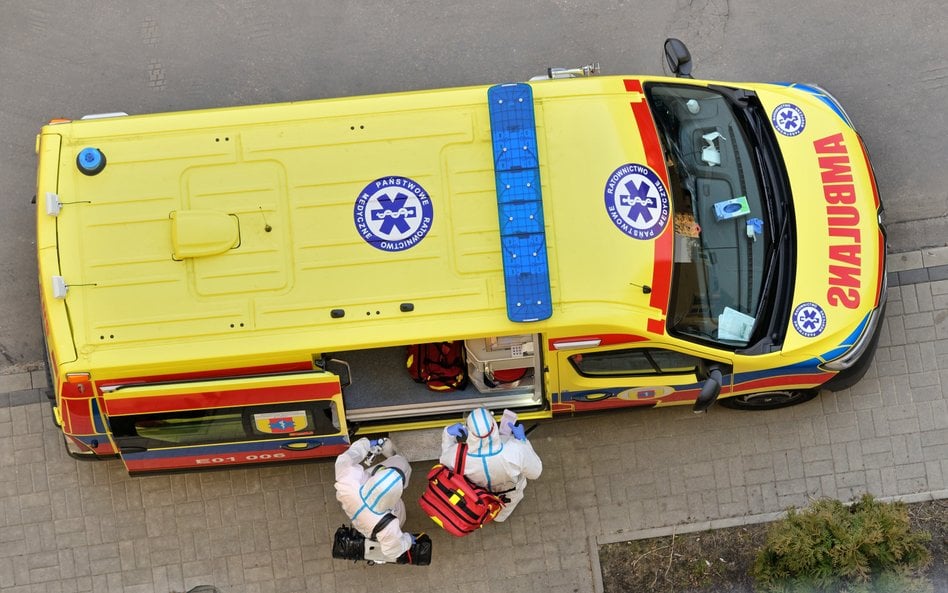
[{"left": 465, "top": 407, "right": 502, "bottom": 457}]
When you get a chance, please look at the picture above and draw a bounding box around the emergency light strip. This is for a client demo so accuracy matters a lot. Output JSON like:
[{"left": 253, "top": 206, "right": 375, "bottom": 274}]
[{"left": 487, "top": 83, "right": 553, "bottom": 323}]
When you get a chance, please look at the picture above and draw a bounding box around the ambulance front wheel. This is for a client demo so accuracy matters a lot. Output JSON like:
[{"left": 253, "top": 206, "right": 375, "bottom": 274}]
[{"left": 718, "top": 389, "right": 817, "bottom": 411}]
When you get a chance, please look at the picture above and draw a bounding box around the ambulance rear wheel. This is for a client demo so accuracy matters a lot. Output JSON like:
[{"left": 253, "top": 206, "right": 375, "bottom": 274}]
[{"left": 719, "top": 389, "right": 817, "bottom": 410}]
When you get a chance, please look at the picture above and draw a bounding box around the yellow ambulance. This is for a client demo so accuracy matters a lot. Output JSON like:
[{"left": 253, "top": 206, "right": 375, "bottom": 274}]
[{"left": 35, "top": 39, "right": 885, "bottom": 472}]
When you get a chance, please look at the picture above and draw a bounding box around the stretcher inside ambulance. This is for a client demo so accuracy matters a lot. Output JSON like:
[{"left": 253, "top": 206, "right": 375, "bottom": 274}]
[{"left": 35, "top": 40, "right": 885, "bottom": 472}]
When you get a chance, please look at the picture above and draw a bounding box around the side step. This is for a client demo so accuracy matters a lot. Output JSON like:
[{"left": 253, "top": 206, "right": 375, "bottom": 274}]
[
  {"left": 487, "top": 83, "right": 552, "bottom": 323},
  {"left": 385, "top": 427, "right": 444, "bottom": 462}
]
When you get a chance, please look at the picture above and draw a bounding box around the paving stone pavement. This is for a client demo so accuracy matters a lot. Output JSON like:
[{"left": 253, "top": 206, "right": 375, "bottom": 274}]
[{"left": 1, "top": 248, "right": 947, "bottom": 593}]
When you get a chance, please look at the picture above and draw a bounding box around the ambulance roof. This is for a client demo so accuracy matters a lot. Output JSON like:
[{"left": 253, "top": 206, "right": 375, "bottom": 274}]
[{"left": 43, "top": 76, "right": 673, "bottom": 370}]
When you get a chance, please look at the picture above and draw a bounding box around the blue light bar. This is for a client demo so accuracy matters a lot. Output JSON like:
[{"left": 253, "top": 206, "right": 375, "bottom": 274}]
[{"left": 487, "top": 83, "right": 552, "bottom": 322}]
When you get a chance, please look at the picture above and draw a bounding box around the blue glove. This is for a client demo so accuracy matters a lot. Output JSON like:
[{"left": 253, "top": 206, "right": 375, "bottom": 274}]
[
  {"left": 410, "top": 534, "right": 417, "bottom": 545},
  {"left": 369, "top": 439, "right": 383, "bottom": 448},
  {"left": 508, "top": 422, "right": 526, "bottom": 442},
  {"left": 446, "top": 423, "right": 467, "bottom": 439}
]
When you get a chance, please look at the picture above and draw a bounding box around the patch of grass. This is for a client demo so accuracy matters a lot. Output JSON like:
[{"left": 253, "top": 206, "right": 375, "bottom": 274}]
[{"left": 599, "top": 523, "right": 770, "bottom": 592}]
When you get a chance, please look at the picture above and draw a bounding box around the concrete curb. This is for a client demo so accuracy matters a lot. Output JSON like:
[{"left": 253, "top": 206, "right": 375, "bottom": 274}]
[{"left": 887, "top": 246, "right": 948, "bottom": 286}]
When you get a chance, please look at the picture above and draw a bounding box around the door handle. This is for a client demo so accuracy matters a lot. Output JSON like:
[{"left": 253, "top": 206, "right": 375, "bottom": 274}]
[
  {"left": 118, "top": 445, "right": 148, "bottom": 454},
  {"left": 281, "top": 440, "right": 322, "bottom": 451}
]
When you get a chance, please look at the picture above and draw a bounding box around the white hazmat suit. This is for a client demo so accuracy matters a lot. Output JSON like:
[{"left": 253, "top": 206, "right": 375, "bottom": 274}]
[
  {"left": 334, "top": 438, "right": 414, "bottom": 562},
  {"left": 439, "top": 408, "right": 542, "bottom": 522}
]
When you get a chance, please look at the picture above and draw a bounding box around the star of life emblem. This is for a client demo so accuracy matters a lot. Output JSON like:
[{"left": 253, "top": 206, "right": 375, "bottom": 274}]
[
  {"left": 604, "top": 163, "right": 670, "bottom": 240},
  {"left": 792, "top": 302, "right": 827, "bottom": 338},
  {"left": 771, "top": 103, "right": 806, "bottom": 137},
  {"left": 354, "top": 176, "right": 433, "bottom": 252}
]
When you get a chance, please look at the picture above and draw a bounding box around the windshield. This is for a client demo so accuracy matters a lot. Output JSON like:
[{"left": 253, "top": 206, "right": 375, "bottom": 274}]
[{"left": 645, "top": 84, "right": 770, "bottom": 348}]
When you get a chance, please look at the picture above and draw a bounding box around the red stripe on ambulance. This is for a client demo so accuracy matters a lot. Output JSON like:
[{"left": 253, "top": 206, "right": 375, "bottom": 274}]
[
  {"left": 96, "top": 361, "right": 314, "bottom": 394},
  {"left": 625, "top": 79, "right": 673, "bottom": 328},
  {"left": 104, "top": 380, "right": 341, "bottom": 416}
]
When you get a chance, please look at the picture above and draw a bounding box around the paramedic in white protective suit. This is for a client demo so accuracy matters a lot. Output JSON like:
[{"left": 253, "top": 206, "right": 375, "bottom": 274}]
[
  {"left": 440, "top": 407, "right": 543, "bottom": 522},
  {"left": 334, "top": 437, "right": 414, "bottom": 562}
]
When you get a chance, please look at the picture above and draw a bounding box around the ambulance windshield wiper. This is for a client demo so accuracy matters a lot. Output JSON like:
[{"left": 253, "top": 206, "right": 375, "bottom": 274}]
[
  {"left": 754, "top": 202, "right": 790, "bottom": 322},
  {"left": 732, "top": 92, "right": 794, "bottom": 350}
]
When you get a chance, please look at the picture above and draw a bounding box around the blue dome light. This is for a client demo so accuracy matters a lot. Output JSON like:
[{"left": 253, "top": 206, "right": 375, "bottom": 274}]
[{"left": 77, "top": 147, "right": 106, "bottom": 175}]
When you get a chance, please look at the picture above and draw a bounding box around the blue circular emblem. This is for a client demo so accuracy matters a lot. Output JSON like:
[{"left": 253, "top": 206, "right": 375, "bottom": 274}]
[
  {"left": 604, "top": 163, "right": 670, "bottom": 240},
  {"left": 354, "top": 176, "right": 433, "bottom": 252},
  {"left": 771, "top": 103, "right": 806, "bottom": 137},
  {"left": 792, "top": 302, "right": 827, "bottom": 338}
]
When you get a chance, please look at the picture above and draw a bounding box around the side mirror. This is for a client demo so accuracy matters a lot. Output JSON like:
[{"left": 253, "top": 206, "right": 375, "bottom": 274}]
[
  {"left": 664, "top": 38, "right": 693, "bottom": 78},
  {"left": 693, "top": 367, "right": 722, "bottom": 413}
]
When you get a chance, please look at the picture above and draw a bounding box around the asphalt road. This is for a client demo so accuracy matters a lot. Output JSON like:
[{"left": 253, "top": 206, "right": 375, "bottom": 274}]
[{"left": 1, "top": 0, "right": 945, "bottom": 369}]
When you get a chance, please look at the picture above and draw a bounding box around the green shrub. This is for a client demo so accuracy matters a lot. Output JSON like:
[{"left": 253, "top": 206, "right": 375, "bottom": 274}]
[{"left": 753, "top": 494, "right": 931, "bottom": 593}]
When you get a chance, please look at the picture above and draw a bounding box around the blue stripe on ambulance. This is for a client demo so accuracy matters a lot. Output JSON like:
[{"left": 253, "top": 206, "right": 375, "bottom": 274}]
[
  {"left": 819, "top": 311, "right": 870, "bottom": 362},
  {"left": 770, "top": 82, "right": 853, "bottom": 127},
  {"left": 561, "top": 366, "right": 826, "bottom": 402},
  {"left": 90, "top": 398, "right": 107, "bottom": 434}
]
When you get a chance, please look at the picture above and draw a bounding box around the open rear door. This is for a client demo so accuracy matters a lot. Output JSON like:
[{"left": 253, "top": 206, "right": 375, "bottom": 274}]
[{"left": 101, "top": 372, "right": 348, "bottom": 473}]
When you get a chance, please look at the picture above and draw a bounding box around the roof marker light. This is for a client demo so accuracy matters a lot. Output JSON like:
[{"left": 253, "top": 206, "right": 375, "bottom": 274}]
[
  {"left": 80, "top": 112, "right": 128, "bottom": 120},
  {"left": 66, "top": 372, "right": 91, "bottom": 384},
  {"left": 551, "top": 339, "right": 602, "bottom": 350}
]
